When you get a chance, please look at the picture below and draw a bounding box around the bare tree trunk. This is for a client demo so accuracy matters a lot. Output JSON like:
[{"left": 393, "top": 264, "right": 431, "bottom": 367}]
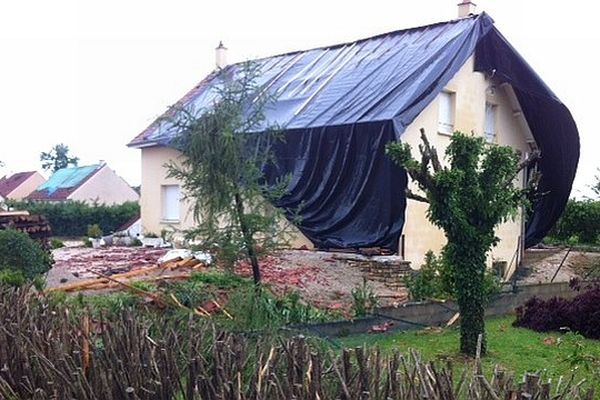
[{"left": 234, "top": 193, "right": 261, "bottom": 285}]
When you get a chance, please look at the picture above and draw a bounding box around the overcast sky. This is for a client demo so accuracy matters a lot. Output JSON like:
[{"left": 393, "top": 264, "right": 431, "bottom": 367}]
[{"left": 1, "top": 0, "right": 597, "bottom": 196}]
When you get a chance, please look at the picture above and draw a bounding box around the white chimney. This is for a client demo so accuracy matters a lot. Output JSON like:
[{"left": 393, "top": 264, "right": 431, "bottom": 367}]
[
  {"left": 457, "top": 0, "right": 477, "bottom": 18},
  {"left": 215, "top": 41, "right": 228, "bottom": 69}
]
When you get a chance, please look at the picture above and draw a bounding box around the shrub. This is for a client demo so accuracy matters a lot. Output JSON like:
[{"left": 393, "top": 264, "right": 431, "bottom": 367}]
[
  {"left": 405, "top": 251, "right": 453, "bottom": 301},
  {"left": 514, "top": 284, "right": 600, "bottom": 339},
  {"left": 50, "top": 238, "right": 65, "bottom": 249},
  {"left": 0, "top": 269, "right": 26, "bottom": 287},
  {"left": 405, "top": 251, "right": 501, "bottom": 302},
  {"left": 546, "top": 199, "right": 600, "bottom": 244},
  {"left": 87, "top": 224, "right": 103, "bottom": 239},
  {"left": 0, "top": 229, "right": 53, "bottom": 279},
  {"left": 6, "top": 200, "right": 139, "bottom": 237},
  {"left": 129, "top": 238, "right": 142, "bottom": 247},
  {"left": 351, "top": 278, "right": 379, "bottom": 317}
]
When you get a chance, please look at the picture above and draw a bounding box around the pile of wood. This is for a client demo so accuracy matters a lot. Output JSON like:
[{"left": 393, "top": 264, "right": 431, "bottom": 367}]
[
  {"left": 47, "top": 256, "right": 205, "bottom": 293},
  {"left": 0, "top": 211, "right": 52, "bottom": 242}
]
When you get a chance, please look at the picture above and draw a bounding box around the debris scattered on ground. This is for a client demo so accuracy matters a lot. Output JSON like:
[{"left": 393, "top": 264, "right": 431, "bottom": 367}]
[
  {"left": 369, "top": 321, "right": 394, "bottom": 333},
  {"left": 236, "top": 250, "right": 408, "bottom": 311},
  {"left": 48, "top": 246, "right": 409, "bottom": 311},
  {"left": 47, "top": 256, "right": 206, "bottom": 293},
  {"left": 519, "top": 248, "right": 600, "bottom": 283},
  {"left": 49, "top": 246, "right": 169, "bottom": 285},
  {"left": 158, "top": 249, "right": 212, "bottom": 264}
]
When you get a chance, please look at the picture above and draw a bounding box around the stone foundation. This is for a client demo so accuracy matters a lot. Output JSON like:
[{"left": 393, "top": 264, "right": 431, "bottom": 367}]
[{"left": 333, "top": 254, "right": 412, "bottom": 290}]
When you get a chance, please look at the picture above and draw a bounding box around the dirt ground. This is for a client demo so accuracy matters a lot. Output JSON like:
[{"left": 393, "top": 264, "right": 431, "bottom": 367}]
[
  {"left": 47, "top": 242, "right": 596, "bottom": 311},
  {"left": 518, "top": 247, "right": 600, "bottom": 283},
  {"left": 46, "top": 245, "right": 407, "bottom": 311},
  {"left": 236, "top": 250, "right": 408, "bottom": 310}
]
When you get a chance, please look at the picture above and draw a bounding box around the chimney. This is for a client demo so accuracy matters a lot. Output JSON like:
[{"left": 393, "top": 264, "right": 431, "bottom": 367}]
[
  {"left": 215, "top": 41, "right": 228, "bottom": 69},
  {"left": 457, "top": 0, "right": 477, "bottom": 18}
]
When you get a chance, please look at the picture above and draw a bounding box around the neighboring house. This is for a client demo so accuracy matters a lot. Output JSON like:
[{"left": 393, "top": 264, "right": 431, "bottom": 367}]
[
  {"left": 128, "top": 5, "right": 579, "bottom": 278},
  {"left": 115, "top": 215, "right": 142, "bottom": 238},
  {"left": 27, "top": 163, "right": 139, "bottom": 205},
  {"left": 0, "top": 171, "right": 46, "bottom": 200}
]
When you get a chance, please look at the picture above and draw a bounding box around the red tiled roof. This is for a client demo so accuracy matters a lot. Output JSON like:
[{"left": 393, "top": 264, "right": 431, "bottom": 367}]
[{"left": 0, "top": 171, "right": 37, "bottom": 197}]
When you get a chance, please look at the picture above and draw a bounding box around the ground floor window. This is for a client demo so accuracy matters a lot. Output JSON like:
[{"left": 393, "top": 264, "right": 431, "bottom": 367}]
[{"left": 161, "top": 185, "right": 180, "bottom": 221}]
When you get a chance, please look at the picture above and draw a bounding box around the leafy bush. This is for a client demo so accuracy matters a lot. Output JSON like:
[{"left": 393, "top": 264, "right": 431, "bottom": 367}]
[
  {"left": 0, "top": 229, "right": 53, "bottom": 279},
  {"left": 129, "top": 238, "right": 142, "bottom": 247},
  {"left": 87, "top": 224, "right": 103, "bottom": 239},
  {"left": 50, "top": 238, "right": 65, "bottom": 249},
  {"left": 7, "top": 200, "right": 139, "bottom": 237},
  {"left": 405, "top": 251, "right": 501, "bottom": 302},
  {"left": 405, "top": 251, "right": 453, "bottom": 301},
  {"left": 0, "top": 269, "right": 26, "bottom": 287},
  {"left": 514, "top": 283, "right": 600, "bottom": 339},
  {"left": 351, "top": 278, "right": 379, "bottom": 317},
  {"left": 546, "top": 199, "right": 600, "bottom": 244}
]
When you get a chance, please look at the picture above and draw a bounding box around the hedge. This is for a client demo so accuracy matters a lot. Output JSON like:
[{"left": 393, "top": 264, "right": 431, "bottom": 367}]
[
  {"left": 8, "top": 200, "right": 140, "bottom": 237},
  {"left": 546, "top": 199, "right": 600, "bottom": 244}
]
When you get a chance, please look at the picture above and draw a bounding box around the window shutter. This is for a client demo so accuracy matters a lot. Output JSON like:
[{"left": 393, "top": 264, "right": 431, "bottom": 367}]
[
  {"left": 484, "top": 103, "right": 497, "bottom": 142},
  {"left": 438, "top": 91, "right": 455, "bottom": 134},
  {"left": 162, "top": 185, "right": 180, "bottom": 221}
]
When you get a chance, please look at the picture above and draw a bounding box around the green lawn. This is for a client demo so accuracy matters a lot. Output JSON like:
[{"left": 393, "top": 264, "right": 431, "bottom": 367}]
[{"left": 335, "top": 316, "right": 600, "bottom": 387}]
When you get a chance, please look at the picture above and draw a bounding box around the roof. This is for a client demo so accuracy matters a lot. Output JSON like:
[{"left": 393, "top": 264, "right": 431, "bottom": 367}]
[
  {"left": 129, "top": 14, "right": 494, "bottom": 147},
  {"left": 0, "top": 171, "right": 38, "bottom": 197},
  {"left": 127, "top": 13, "right": 579, "bottom": 250},
  {"left": 27, "top": 164, "right": 103, "bottom": 201},
  {"left": 116, "top": 214, "right": 141, "bottom": 232}
]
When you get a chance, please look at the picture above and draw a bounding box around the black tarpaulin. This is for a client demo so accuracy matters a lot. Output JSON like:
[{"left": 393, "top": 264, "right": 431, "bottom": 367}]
[{"left": 129, "top": 12, "right": 579, "bottom": 252}]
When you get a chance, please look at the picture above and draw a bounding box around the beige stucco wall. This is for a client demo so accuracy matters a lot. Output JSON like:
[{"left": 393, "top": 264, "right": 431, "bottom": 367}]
[
  {"left": 140, "top": 146, "right": 195, "bottom": 236},
  {"left": 139, "top": 146, "right": 313, "bottom": 247},
  {"left": 400, "top": 56, "right": 530, "bottom": 275},
  {"left": 7, "top": 172, "right": 45, "bottom": 200},
  {"left": 69, "top": 165, "right": 139, "bottom": 205}
]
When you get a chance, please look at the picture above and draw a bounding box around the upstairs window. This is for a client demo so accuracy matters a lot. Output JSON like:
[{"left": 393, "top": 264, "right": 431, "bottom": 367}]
[
  {"left": 438, "top": 91, "right": 455, "bottom": 135},
  {"left": 161, "top": 185, "right": 180, "bottom": 221},
  {"left": 484, "top": 103, "right": 497, "bottom": 143}
]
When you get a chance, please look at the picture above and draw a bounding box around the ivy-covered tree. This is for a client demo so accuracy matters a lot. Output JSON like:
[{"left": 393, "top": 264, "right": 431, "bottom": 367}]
[
  {"left": 40, "top": 143, "right": 79, "bottom": 172},
  {"left": 166, "top": 62, "right": 293, "bottom": 285},
  {"left": 386, "top": 129, "right": 539, "bottom": 356}
]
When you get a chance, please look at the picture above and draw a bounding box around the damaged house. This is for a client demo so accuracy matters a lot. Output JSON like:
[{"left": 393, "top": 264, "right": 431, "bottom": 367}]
[
  {"left": 128, "top": 7, "right": 579, "bottom": 278},
  {"left": 27, "top": 163, "right": 139, "bottom": 205}
]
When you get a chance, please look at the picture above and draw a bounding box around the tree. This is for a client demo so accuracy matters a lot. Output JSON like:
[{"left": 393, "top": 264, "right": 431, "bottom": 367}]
[
  {"left": 590, "top": 168, "right": 600, "bottom": 198},
  {"left": 386, "top": 129, "right": 539, "bottom": 356},
  {"left": 40, "top": 143, "right": 79, "bottom": 172},
  {"left": 166, "top": 62, "right": 293, "bottom": 285}
]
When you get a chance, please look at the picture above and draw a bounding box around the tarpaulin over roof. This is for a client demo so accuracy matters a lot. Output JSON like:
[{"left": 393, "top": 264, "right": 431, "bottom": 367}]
[
  {"left": 28, "top": 165, "right": 102, "bottom": 201},
  {"left": 129, "top": 13, "right": 579, "bottom": 251}
]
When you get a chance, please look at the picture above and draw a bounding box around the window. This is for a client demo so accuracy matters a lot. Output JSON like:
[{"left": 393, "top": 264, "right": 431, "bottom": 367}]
[
  {"left": 438, "top": 91, "right": 455, "bottom": 135},
  {"left": 161, "top": 185, "right": 180, "bottom": 221},
  {"left": 484, "top": 103, "right": 497, "bottom": 143}
]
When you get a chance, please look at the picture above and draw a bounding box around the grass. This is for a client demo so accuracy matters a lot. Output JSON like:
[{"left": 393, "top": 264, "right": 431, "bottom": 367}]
[{"left": 336, "top": 315, "right": 600, "bottom": 387}]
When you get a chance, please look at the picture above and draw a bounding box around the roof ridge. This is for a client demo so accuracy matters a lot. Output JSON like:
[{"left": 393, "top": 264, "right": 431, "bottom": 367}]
[{"left": 227, "top": 13, "right": 485, "bottom": 67}]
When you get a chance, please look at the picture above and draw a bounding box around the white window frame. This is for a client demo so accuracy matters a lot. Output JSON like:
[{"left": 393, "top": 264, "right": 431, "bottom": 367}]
[
  {"left": 438, "top": 91, "right": 455, "bottom": 135},
  {"left": 484, "top": 102, "right": 497, "bottom": 143},
  {"left": 161, "top": 184, "right": 180, "bottom": 222}
]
